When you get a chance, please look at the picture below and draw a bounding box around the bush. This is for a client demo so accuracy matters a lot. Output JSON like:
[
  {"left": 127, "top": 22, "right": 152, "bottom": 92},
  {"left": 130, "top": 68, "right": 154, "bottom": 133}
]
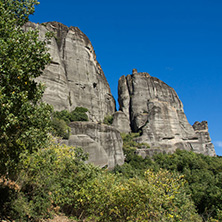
[
  {"left": 51, "top": 107, "right": 88, "bottom": 139},
  {"left": 53, "top": 110, "right": 71, "bottom": 123},
  {"left": 53, "top": 107, "right": 88, "bottom": 123},
  {"left": 51, "top": 118, "right": 70, "bottom": 139},
  {"left": 75, "top": 169, "right": 201, "bottom": 221},
  {"left": 103, "top": 115, "right": 113, "bottom": 125},
  {"left": 70, "top": 107, "right": 88, "bottom": 122},
  {"left": 153, "top": 150, "right": 222, "bottom": 221},
  {"left": 6, "top": 144, "right": 98, "bottom": 221}
]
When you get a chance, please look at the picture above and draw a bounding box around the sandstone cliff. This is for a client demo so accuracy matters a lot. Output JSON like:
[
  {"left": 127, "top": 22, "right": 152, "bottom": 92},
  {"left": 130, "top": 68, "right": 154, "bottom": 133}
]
[
  {"left": 24, "top": 21, "right": 116, "bottom": 122},
  {"left": 24, "top": 21, "right": 216, "bottom": 166},
  {"left": 63, "top": 122, "right": 124, "bottom": 169},
  {"left": 23, "top": 21, "right": 124, "bottom": 169},
  {"left": 118, "top": 69, "right": 216, "bottom": 156}
]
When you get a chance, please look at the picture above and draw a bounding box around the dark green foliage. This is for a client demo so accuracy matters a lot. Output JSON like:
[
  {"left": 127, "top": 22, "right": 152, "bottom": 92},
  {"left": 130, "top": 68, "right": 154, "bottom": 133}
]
[
  {"left": 153, "top": 150, "right": 222, "bottom": 221},
  {"left": 51, "top": 107, "right": 88, "bottom": 139},
  {"left": 53, "top": 110, "right": 71, "bottom": 123},
  {"left": 70, "top": 107, "right": 88, "bottom": 122},
  {"left": 52, "top": 107, "right": 88, "bottom": 123},
  {"left": 0, "top": 183, "right": 18, "bottom": 219},
  {"left": 51, "top": 118, "right": 70, "bottom": 139},
  {"left": 103, "top": 114, "right": 113, "bottom": 125},
  {"left": 0, "top": 0, "right": 52, "bottom": 177},
  {"left": 115, "top": 133, "right": 155, "bottom": 178}
]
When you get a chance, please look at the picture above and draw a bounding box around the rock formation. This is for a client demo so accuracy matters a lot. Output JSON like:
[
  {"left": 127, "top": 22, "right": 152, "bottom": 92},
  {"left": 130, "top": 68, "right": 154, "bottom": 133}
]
[
  {"left": 118, "top": 69, "right": 216, "bottom": 156},
  {"left": 24, "top": 21, "right": 216, "bottom": 168},
  {"left": 23, "top": 21, "right": 123, "bottom": 169},
  {"left": 62, "top": 122, "right": 124, "bottom": 169},
  {"left": 112, "top": 111, "right": 131, "bottom": 134},
  {"left": 24, "top": 21, "right": 116, "bottom": 122}
]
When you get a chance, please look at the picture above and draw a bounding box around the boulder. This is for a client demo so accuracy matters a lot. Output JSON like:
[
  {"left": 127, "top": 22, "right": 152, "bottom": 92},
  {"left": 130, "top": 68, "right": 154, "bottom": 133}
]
[{"left": 63, "top": 134, "right": 109, "bottom": 167}]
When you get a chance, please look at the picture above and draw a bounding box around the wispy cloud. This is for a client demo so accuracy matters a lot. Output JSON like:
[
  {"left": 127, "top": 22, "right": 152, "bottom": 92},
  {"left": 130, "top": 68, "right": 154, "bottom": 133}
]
[{"left": 214, "top": 141, "right": 222, "bottom": 148}]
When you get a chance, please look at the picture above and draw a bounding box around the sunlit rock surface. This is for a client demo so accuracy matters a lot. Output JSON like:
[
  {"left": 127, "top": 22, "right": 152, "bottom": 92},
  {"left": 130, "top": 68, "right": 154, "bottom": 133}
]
[
  {"left": 63, "top": 122, "right": 125, "bottom": 169},
  {"left": 118, "top": 69, "right": 216, "bottom": 156},
  {"left": 24, "top": 21, "right": 116, "bottom": 122}
]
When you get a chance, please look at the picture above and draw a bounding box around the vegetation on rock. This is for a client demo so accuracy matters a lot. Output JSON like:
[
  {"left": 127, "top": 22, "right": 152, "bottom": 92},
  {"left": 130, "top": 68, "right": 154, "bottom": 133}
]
[
  {"left": 51, "top": 107, "right": 88, "bottom": 139},
  {"left": 103, "top": 114, "right": 114, "bottom": 125}
]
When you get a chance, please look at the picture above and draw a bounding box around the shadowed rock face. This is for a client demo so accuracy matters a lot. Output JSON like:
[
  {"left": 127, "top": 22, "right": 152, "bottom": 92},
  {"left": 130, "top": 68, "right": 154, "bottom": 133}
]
[
  {"left": 24, "top": 21, "right": 116, "bottom": 122},
  {"left": 118, "top": 70, "right": 216, "bottom": 156}
]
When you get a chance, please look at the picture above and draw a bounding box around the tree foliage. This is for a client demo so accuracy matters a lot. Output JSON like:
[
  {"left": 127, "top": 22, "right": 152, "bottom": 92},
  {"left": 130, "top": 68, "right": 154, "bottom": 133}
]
[
  {"left": 1, "top": 144, "right": 201, "bottom": 221},
  {"left": 153, "top": 150, "right": 222, "bottom": 221},
  {"left": 0, "top": 0, "right": 52, "bottom": 177},
  {"left": 115, "top": 133, "right": 222, "bottom": 221}
]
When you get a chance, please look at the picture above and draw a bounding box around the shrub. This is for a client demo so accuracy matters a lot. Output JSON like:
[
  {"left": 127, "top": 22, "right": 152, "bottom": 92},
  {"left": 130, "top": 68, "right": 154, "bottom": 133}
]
[
  {"left": 75, "top": 169, "right": 201, "bottom": 221},
  {"left": 7, "top": 144, "right": 98, "bottom": 221},
  {"left": 53, "top": 110, "right": 71, "bottom": 123},
  {"left": 153, "top": 150, "right": 222, "bottom": 221},
  {"left": 70, "top": 107, "right": 88, "bottom": 122},
  {"left": 103, "top": 115, "right": 113, "bottom": 125},
  {"left": 51, "top": 107, "right": 88, "bottom": 139},
  {"left": 51, "top": 118, "right": 70, "bottom": 139}
]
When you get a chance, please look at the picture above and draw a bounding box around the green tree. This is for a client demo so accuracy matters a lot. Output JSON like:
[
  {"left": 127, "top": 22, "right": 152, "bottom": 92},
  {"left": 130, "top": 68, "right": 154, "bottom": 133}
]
[
  {"left": 0, "top": 0, "right": 52, "bottom": 177},
  {"left": 153, "top": 150, "right": 222, "bottom": 220}
]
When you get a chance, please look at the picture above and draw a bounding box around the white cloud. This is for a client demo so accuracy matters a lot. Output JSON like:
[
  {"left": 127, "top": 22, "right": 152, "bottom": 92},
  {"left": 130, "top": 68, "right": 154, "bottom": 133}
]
[{"left": 214, "top": 141, "right": 222, "bottom": 148}]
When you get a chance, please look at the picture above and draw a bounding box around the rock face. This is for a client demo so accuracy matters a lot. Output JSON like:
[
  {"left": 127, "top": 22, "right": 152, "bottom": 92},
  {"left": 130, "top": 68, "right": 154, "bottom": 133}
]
[
  {"left": 24, "top": 21, "right": 115, "bottom": 122},
  {"left": 63, "top": 122, "right": 124, "bottom": 169},
  {"left": 112, "top": 111, "right": 131, "bottom": 134},
  {"left": 24, "top": 21, "right": 216, "bottom": 165},
  {"left": 192, "top": 121, "right": 215, "bottom": 156},
  {"left": 118, "top": 70, "right": 216, "bottom": 156}
]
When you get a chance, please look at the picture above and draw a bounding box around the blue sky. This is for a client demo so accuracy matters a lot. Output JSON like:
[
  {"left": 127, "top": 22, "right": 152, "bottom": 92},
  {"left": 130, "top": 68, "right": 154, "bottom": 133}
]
[{"left": 31, "top": 0, "right": 222, "bottom": 156}]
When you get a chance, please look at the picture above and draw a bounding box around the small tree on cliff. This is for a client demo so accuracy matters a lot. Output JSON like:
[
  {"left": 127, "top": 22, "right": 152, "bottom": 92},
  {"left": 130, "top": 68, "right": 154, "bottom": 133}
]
[{"left": 0, "top": 0, "right": 52, "bottom": 177}]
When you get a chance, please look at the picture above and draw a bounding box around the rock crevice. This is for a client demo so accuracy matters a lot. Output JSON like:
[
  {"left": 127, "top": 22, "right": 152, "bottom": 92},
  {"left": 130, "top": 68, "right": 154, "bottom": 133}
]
[
  {"left": 24, "top": 21, "right": 116, "bottom": 122},
  {"left": 118, "top": 70, "right": 216, "bottom": 156},
  {"left": 24, "top": 21, "right": 216, "bottom": 168}
]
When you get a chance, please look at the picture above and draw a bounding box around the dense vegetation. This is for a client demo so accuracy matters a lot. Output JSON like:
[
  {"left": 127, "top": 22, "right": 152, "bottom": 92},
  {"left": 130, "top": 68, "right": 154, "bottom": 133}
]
[
  {"left": 0, "top": 1, "right": 221, "bottom": 221},
  {"left": 114, "top": 133, "right": 222, "bottom": 221},
  {"left": 1, "top": 144, "right": 201, "bottom": 221}
]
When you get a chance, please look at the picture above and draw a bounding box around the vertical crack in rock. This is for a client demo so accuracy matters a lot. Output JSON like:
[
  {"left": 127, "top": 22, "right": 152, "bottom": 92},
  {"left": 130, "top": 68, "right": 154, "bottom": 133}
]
[
  {"left": 118, "top": 70, "right": 216, "bottom": 156},
  {"left": 25, "top": 21, "right": 116, "bottom": 121}
]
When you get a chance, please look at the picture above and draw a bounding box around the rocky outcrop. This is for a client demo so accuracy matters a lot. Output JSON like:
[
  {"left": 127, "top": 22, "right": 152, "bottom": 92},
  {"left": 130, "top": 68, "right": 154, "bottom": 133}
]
[
  {"left": 24, "top": 21, "right": 116, "bottom": 122},
  {"left": 112, "top": 111, "right": 131, "bottom": 134},
  {"left": 62, "top": 122, "right": 124, "bottom": 169},
  {"left": 118, "top": 69, "right": 216, "bottom": 156},
  {"left": 192, "top": 121, "right": 215, "bottom": 156},
  {"left": 24, "top": 21, "right": 216, "bottom": 165}
]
